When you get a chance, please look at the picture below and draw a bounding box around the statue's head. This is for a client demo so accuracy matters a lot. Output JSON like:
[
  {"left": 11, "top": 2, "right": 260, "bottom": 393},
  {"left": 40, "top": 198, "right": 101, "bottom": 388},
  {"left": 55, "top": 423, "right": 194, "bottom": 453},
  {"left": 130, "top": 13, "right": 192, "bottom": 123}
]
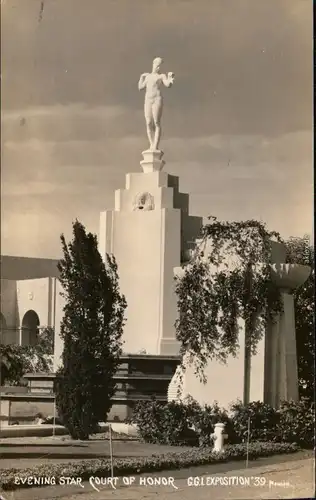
[{"left": 152, "top": 57, "right": 163, "bottom": 72}]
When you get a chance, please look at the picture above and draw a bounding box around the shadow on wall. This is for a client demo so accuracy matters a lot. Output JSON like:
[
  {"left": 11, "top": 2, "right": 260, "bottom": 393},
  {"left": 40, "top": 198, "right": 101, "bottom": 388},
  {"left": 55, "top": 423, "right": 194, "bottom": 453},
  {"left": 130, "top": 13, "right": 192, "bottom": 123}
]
[
  {"left": 0, "top": 256, "right": 60, "bottom": 281},
  {"left": 0, "top": 312, "right": 7, "bottom": 342}
]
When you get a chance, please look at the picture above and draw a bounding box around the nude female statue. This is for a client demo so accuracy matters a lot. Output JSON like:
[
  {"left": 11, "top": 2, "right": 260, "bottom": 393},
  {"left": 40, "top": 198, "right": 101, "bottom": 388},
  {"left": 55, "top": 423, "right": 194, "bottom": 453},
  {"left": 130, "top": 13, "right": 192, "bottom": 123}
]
[{"left": 138, "top": 57, "right": 175, "bottom": 151}]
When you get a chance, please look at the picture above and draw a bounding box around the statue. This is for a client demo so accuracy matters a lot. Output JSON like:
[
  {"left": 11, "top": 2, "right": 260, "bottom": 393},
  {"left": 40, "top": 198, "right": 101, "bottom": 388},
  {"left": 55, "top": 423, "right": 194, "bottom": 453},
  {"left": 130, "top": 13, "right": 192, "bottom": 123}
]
[{"left": 138, "top": 57, "right": 175, "bottom": 151}]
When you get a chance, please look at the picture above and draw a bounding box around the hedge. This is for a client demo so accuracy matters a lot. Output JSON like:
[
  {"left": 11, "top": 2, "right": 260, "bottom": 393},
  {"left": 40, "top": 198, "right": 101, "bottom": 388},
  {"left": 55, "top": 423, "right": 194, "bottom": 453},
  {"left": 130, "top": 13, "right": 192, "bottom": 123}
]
[
  {"left": 0, "top": 441, "right": 299, "bottom": 491},
  {"left": 130, "top": 397, "right": 315, "bottom": 449}
]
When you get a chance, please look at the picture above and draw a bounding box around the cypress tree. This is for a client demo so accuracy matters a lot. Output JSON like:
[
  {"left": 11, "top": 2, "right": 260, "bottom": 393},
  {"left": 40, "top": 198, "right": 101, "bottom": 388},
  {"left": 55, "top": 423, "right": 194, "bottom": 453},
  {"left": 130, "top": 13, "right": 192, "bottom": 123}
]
[{"left": 55, "top": 220, "right": 127, "bottom": 439}]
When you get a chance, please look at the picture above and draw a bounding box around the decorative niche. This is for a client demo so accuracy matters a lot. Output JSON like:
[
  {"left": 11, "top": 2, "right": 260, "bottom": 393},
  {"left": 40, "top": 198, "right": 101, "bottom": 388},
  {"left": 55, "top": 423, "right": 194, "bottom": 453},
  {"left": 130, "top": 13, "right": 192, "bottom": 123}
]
[{"left": 133, "top": 192, "right": 155, "bottom": 211}]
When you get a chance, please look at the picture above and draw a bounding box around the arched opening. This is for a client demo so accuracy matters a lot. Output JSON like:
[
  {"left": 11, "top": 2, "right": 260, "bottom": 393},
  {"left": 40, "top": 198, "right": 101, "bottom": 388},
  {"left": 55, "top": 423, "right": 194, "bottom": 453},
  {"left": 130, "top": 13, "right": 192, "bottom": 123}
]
[{"left": 21, "top": 310, "right": 40, "bottom": 346}]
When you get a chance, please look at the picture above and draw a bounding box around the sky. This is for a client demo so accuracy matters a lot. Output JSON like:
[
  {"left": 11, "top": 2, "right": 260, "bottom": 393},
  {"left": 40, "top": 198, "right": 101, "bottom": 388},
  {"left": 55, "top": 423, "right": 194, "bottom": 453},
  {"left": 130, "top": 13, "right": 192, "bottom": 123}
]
[{"left": 1, "top": 0, "right": 313, "bottom": 258}]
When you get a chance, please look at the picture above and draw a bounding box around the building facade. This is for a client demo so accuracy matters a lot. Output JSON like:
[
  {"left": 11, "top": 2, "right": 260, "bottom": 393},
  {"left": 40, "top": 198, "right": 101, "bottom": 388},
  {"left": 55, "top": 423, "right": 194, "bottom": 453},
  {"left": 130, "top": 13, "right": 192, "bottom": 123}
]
[{"left": 0, "top": 256, "right": 62, "bottom": 365}]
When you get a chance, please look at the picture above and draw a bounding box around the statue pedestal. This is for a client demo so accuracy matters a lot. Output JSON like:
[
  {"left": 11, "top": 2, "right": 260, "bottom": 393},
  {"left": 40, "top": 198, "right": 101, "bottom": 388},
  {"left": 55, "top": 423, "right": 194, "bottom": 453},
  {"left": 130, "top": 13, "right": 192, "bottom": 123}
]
[
  {"left": 140, "top": 149, "right": 165, "bottom": 173},
  {"left": 99, "top": 158, "right": 202, "bottom": 355}
]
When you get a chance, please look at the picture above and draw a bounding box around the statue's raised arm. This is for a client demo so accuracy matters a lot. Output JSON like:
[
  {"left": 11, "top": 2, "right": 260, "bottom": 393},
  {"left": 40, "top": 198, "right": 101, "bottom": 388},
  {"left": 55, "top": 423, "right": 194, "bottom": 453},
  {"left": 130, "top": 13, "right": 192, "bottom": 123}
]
[
  {"left": 138, "top": 57, "right": 175, "bottom": 151},
  {"left": 161, "top": 72, "right": 175, "bottom": 88},
  {"left": 138, "top": 73, "right": 148, "bottom": 91}
]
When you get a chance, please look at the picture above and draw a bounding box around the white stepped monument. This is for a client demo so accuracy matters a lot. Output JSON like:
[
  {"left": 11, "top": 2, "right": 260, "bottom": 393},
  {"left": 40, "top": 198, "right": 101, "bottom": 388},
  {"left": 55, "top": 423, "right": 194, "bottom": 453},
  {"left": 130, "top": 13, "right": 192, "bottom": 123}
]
[
  {"left": 99, "top": 57, "right": 202, "bottom": 356},
  {"left": 99, "top": 57, "right": 311, "bottom": 409}
]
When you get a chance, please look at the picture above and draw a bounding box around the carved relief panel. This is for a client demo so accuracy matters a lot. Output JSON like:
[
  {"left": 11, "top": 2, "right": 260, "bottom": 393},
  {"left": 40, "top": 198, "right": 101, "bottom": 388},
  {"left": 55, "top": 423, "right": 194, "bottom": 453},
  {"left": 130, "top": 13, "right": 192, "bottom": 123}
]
[{"left": 133, "top": 192, "right": 155, "bottom": 211}]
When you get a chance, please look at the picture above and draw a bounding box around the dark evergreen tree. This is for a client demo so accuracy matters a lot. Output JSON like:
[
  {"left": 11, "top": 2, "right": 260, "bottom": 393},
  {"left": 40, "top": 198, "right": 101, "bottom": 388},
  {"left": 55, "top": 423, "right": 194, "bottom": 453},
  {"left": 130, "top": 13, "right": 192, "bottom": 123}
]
[{"left": 55, "top": 221, "right": 127, "bottom": 439}]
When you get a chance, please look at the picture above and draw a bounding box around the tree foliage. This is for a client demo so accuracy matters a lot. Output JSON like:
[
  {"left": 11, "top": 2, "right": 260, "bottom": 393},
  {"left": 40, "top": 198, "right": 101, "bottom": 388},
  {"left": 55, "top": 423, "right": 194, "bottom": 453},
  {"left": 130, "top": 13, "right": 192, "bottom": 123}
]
[
  {"left": 55, "top": 220, "right": 127, "bottom": 440},
  {"left": 285, "top": 235, "right": 314, "bottom": 400},
  {"left": 175, "top": 217, "right": 284, "bottom": 381},
  {"left": 0, "top": 327, "right": 54, "bottom": 385}
]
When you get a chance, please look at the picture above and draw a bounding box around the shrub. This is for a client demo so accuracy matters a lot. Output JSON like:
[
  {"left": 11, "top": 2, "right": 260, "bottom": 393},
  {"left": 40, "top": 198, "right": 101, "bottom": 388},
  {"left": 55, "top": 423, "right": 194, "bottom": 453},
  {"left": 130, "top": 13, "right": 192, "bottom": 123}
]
[
  {"left": 130, "top": 396, "right": 234, "bottom": 447},
  {"left": 131, "top": 397, "right": 314, "bottom": 449},
  {"left": 0, "top": 328, "right": 54, "bottom": 385},
  {"left": 130, "top": 398, "right": 197, "bottom": 446},
  {"left": 277, "top": 398, "right": 315, "bottom": 448},
  {"left": 184, "top": 396, "right": 232, "bottom": 447},
  {"left": 229, "top": 400, "right": 280, "bottom": 443},
  {"left": 0, "top": 441, "right": 299, "bottom": 491},
  {"left": 228, "top": 399, "right": 315, "bottom": 447}
]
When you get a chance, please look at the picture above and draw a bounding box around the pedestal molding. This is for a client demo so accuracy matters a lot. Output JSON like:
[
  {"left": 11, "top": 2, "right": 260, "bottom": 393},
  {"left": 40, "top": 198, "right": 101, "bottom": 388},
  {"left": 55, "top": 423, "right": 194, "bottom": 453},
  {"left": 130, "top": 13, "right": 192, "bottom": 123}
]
[{"left": 140, "top": 149, "right": 165, "bottom": 173}]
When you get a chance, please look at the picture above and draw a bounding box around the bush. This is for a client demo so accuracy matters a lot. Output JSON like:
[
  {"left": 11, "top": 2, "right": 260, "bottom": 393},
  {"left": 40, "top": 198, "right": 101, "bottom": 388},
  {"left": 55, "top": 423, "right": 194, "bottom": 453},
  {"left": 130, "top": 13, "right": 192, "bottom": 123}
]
[
  {"left": 130, "top": 396, "right": 235, "bottom": 447},
  {"left": 131, "top": 397, "right": 314, "bottom": 449},
  {"left": 0, "top": 441, "right": 300, "bottom": 491},
  {"left": 131, "top": 397, "right": 281, "bottom": 447},
  {"left": 0, "top": 329, "right": 54, "bottom": 385},
  {"left": 277, "top": 398, "right": 315, "bottom": 448},
  {"left": 229, "top": 399, "right": 315, "bottom": 448},
  {"left": 184, "top": 396, "right": 232, "bottom": 447},
  {"left": 130, "top": 398, "right": 197, "bottom": 446},
  {"left": 131, "top": 396, "right": 316, "bottom": 448},
  {"left": 229, "top": 400, "right": 280, "bottom": 443}
]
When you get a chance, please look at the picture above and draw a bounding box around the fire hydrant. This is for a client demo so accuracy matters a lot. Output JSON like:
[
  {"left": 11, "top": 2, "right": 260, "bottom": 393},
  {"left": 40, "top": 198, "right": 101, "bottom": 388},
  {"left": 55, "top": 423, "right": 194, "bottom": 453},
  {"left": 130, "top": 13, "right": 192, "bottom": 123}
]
[{"left": 211, "top": 423, "right": 228, "bottom": 453}]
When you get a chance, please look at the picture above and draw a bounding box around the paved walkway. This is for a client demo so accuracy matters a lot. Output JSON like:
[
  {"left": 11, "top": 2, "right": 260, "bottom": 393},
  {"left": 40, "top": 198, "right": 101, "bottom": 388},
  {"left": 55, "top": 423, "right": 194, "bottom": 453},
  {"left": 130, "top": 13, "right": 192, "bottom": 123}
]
[
  {"left": 0, "top": 438, "right": 192, "bottom": 468},
  {"left": 1, "top": 453, "right": 314, "bottom": 500}
]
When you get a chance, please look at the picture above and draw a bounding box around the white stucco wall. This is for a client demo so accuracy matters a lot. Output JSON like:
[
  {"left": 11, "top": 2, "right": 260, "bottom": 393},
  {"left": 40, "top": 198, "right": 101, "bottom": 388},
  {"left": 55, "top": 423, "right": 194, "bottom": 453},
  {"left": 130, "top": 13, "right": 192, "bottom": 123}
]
[
  {"left": 1, "top": 256, "right": 60, "bottom": 345},
  {"left": 102, "top": 208, "right": 181, "bottom": 354},
  {"left": 53, "top": 279, "right": 66, "bottom": 372},
  {"left": 99, "top": 170, "right": 196, "bottom": 356},
  {"left": 180, "top": 319, "right": 246, "bottom": 409},
  {"left": 17, "top": 278, "right": 53, "bottom": 327}
]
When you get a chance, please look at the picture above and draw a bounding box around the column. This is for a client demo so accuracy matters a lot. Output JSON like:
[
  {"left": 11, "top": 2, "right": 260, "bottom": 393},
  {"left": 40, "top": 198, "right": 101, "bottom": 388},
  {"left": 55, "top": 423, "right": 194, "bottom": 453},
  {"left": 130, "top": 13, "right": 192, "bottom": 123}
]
[{"left": 266, "top": 262, "right": 311, "bottom": 407}]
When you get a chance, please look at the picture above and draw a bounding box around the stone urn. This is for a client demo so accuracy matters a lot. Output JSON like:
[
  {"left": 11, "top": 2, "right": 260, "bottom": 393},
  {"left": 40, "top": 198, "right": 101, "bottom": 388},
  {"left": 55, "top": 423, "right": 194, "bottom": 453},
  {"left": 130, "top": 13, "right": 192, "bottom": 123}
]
[{"left": 270, "top": 263, "right": 311, "bottom": 290}]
